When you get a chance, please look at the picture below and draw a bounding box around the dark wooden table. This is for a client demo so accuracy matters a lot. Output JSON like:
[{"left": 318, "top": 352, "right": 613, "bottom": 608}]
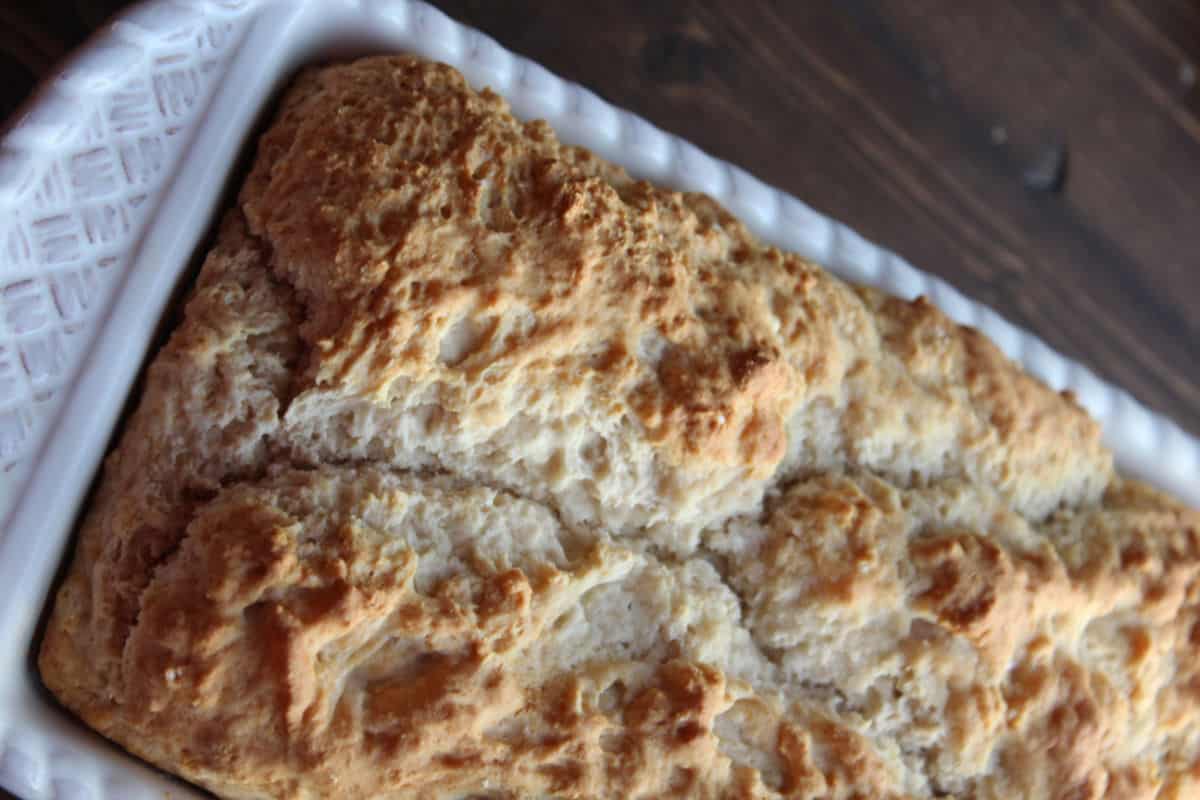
[{"left": 0, "top": 2, "right": 1198, "bottom": 794}]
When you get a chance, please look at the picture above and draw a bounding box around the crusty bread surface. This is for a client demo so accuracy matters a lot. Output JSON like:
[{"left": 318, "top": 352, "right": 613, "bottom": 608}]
[{"left": 38, "top": 56, "right": 1200, "bottom": 799}]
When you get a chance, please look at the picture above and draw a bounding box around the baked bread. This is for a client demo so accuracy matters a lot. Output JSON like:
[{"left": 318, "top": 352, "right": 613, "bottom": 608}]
[{"left": 38, "top": 55, "right": 1200, "bottom": 799}]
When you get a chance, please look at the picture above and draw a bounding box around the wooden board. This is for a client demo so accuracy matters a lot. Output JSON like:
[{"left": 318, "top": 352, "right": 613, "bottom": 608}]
[{"left": 4, "top": 0, "right": 1196, "bottom": 435}]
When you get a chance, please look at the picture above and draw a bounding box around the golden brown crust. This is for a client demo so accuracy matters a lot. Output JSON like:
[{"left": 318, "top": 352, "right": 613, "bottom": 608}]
[{"left": 39, "top": 55, "right": 1199, "bottom": 799}]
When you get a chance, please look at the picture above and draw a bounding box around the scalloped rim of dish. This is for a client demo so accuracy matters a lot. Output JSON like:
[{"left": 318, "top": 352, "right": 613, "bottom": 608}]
[{"left": 0, "top": 1, "right": 1197, "bottom": 797}]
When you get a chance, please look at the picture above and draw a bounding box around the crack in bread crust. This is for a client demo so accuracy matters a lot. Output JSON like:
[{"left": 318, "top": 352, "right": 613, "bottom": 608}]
[{"left": 38, "top": 56, "right": 1200, "bottom": 800}]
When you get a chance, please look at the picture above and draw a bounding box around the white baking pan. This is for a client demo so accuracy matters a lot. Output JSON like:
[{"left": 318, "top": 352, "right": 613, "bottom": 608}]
[{"left": 0, "top": 1, "right": 1196, "bottom": 797}]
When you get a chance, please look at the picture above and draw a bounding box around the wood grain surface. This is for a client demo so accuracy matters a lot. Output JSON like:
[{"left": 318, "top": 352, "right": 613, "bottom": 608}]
[
  {"left": 431, "top": 0, "right": 1200, "bottom": 437},
  {"left": 0, "top": 3, "right": 1198, "bottom": 796},
  {"left": 3, "top": 1, "right": 1198, "bottom": 435}
]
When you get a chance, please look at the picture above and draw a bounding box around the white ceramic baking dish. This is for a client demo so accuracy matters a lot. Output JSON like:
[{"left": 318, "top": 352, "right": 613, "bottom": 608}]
[{"left": 0, "top": 1, "right": 1197, "bottom": 797}]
